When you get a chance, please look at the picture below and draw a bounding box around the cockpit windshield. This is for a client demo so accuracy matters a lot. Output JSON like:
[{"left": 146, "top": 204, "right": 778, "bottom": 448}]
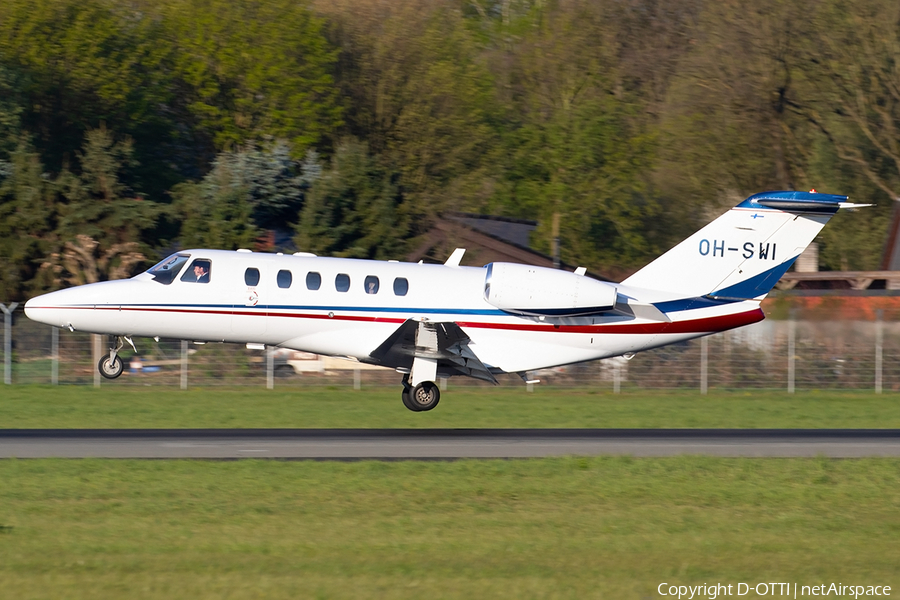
[{"left": 147, "top": 253, "right": 190, "bottom": 285}]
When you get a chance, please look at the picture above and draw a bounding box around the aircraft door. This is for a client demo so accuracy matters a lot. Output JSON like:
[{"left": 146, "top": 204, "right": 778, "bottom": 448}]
[
  {"left": 231, "top": 265, "right": 268, "bottom": 341},
  {"left": 176, "top": 257, "right": 231, "bottom": 341}
]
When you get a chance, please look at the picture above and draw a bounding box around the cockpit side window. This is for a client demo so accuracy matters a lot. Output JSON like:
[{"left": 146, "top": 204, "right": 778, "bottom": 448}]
[
  {"left": 148, "top": 254, "right": 190, "bottom": 285},
  {"left": 181, "top": 259, "right": 212, "bottom": 283}
]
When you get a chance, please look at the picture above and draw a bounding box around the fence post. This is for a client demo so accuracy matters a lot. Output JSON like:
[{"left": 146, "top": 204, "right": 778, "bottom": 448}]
[
  {"left": 180, "top": 340, "right": 188, "bottom": 390},
  {"left": 92, "top": 334, "right": 102, "bottom": 388},
  {"left": 51, "top": 326, "right": 59, "bottom": 385},
  {"left": 353, "top": 367, "right": 361, "bottom": 390},
  {"left": 267, "top": 347, "right": 274, "bottom": 390},
  {"left": 0, "top": 303, "right": 17, "bottom": 385},
  {"left": 700, "top": 335, "right": 708, "bottom": 395},
  {"left": 787, "top": 312, "right": 796, "bottom": 394},
  {"left": 876, "top": 310, "right": 884, "bottom": 394},
  {"left": 723, "top": 329, "right": 731, "bottom": 387},
  {"left": 613, "top": 361, "right": 621, "bottom": 394}
]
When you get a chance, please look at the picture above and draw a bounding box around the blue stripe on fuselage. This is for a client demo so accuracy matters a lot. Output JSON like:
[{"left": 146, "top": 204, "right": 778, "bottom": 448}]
[{"left": 106, "top": 303, "right": 509, "bottom": 316}]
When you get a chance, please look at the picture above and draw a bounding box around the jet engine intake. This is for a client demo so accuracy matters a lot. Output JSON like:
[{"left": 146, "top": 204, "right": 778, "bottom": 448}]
[{"left": 483, "top": 263, "right": 617, "bottom": 316}]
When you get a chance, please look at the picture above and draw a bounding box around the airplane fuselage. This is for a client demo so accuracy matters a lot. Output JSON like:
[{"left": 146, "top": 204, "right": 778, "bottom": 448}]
[{"left": 25, "top": 249, "right": 761, "bottom": 374}]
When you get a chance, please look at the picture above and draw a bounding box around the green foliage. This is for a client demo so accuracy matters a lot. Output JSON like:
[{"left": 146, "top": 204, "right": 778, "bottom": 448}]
[
  {"left": 173, "top": 141, "right": 317, "bottom": 250},
  {"left": 0, "top": 63, "right": 23, "bottom": 158},
  {"left": 295, "top": 138, "right": 414, "bottom": 259},
  {"left": 48, "top": 128, "right": 161, "bottom": 285},
  {"left": 0, "top": 0, "right": 177, "bottom": 196},
  {"left": 159, "top": 0, "right": 342, "bottom": 152},
  {"left": 3, "top": 0, "right": 900, "bottom": 294},
  {"left": 172, "top": 168, "right": 259, "bottom": 253},
  {"left": 479, "top": 2, "right": 659, "bottom": 269},
  {"left": 59, "top": 129, "right": 158, "bottom": 243},
  {"left": 0, "top": 143, "right": 57, "bottom": 301},
  {"left": 322, "top": 0, "right": 497, "bottom": 219}
]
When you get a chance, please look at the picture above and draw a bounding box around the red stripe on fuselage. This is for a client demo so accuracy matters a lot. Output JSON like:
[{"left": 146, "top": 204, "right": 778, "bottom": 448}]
[
  {"left": 457, "top": 308, "right": 763, "bottom": 334},
  {"left": 36, "top": 305, "right": 764, "bottom": 335}
]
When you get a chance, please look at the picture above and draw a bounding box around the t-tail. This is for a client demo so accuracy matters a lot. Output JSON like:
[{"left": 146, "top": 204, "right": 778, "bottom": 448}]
[{"left": 623, "top": 191, "right": 870, "bottom": 300}]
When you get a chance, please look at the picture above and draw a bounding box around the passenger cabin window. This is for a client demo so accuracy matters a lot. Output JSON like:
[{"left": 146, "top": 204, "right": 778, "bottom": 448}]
[
  {"left": 181, "top": 259, "right": 212, "bottom": 284},
  {"left": 148, "top": 254, "right": 190, "bottom": 285},
  {"left": 277, "top": 270, "right": 292, "bottom": 289},
  {"left": 245, "top": 268, "right": 260, "bottom": 286},
  {"left": 393, "top": 277, "right": 409, "bottom": 296},
  {"left": 364, "top": 275, "right": 379, "bottom": 294},
  {"left": 306, "top": 272, "right": 321, "bottom": 290},
  {"left": 335, "top": 273, "right": 350, "bottom": 292}
]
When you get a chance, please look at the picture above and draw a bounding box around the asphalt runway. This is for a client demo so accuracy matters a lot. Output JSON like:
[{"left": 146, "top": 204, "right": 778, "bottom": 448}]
[{"left": 1, "top": 429, "right": 900, "bottom": 459}]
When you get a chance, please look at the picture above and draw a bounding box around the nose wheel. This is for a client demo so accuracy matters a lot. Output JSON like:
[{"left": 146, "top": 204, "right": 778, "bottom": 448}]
[
  {"left": 401, "top": 377, "right": 440, "bottom": 412},
  {"left": 97, "top": 335, "right": 135, "bottom": 380}
]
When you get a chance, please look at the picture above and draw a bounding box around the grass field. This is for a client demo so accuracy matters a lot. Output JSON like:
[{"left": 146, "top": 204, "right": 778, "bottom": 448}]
[
  {"left": 1, "top": 385, "right": 898, "bottom": 429},
  {"left": 0, "top": 457, "right": 898, "bottom": 599},
  {"left": 3, "top": 388, "right": 898, "bottom": 598}
]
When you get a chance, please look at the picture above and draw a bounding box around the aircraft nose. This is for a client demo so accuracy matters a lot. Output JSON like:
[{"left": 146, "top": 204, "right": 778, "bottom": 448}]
[{"left": 24, "top": 290, "right": 67, "bottom": 326}]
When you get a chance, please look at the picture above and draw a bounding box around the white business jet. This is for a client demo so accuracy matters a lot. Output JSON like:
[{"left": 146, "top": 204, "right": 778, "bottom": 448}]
[{"left": 25, "top": 191, "right": 865, "bottom": 411}]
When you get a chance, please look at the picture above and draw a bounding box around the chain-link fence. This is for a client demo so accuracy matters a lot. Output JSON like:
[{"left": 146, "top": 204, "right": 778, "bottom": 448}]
[{"left": 2, "top": 303, "right": 898, "bottom": 392}]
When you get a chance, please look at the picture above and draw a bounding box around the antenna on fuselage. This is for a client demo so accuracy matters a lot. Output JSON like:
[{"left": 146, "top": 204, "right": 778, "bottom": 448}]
[{"left": 444, "top": 248, "right": 466, "bottom": 267}]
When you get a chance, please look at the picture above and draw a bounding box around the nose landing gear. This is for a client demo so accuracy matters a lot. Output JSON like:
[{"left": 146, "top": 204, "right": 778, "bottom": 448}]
[
  {"left": 98, "top": 335, "right": 135, "bottom": 380},
  {"left": 401, "top": 375, "right": 440, "bottom": 412}
]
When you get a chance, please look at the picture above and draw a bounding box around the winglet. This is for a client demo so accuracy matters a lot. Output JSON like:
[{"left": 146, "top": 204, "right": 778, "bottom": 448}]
[{"left": 444, "top": 248, "right": 466, "bottom": 267}]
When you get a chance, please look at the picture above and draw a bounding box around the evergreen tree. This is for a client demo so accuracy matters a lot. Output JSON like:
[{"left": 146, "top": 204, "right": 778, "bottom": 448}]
[
  {"left": 173, "top": 141, "right": 315, "bottom": 250},
  {"left": 46, "top": 128, "right": 160, "bottom": 286},
  {"left": 0, "top": 143, "right": 56, "bottom": 301},
  {"left": 295, "top": 139, "right": 413, "bottom": 259}
]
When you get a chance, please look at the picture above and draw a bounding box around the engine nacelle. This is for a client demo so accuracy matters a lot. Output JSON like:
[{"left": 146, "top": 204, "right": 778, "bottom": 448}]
[{"left": 483, "top": 263, "right": 618, "bottom": 317}]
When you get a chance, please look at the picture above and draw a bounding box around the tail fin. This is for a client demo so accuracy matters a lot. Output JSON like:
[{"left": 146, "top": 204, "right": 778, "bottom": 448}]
[{"left": 623, "top": 191, "right": 866, "bottom": 299}]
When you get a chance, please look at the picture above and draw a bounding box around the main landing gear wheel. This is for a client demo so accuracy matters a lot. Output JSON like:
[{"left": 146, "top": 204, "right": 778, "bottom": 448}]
[
  {"left": 98, "top": 354, "right": 124, "bottom": 379},
  {"left": 401, "top": 386, "right": 420, "bottom": 412},
  {"left": 401, "top": 381, "right": 440, "bottom": 412}
]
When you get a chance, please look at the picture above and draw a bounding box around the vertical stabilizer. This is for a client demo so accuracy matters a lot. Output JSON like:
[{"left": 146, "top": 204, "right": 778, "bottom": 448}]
[{"left": 623, "top": 191, "right": 854, "bottom": 299}]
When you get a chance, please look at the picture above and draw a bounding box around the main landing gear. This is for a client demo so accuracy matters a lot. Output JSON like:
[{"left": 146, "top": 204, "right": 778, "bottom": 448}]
[
  {"left": 401, "top": 375, "right": 440, "bottom": 412},
  {"left": 98, "top": 335, "right": 134, "bottom": 380}
]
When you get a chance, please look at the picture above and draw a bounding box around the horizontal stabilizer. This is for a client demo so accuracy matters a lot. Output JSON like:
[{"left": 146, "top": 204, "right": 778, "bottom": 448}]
[{"left": 739, "top": 190, "right": 847, "bottom": 213}]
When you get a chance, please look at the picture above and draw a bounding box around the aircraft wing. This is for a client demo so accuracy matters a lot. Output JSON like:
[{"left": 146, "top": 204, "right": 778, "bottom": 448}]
[{"left": 368, "top": 319, "right": 498, "bottom": 384}]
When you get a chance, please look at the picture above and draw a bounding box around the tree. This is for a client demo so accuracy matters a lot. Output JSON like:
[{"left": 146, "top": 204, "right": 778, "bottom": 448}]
[
  {"left": 160, "top": 0, "right": 342, "bottom": 153},
  {"left": 0, "top": 63, "right": 23, "bottom": 159},
  {"left": 655, "top": 0, "right": 894, "bottom": 269},
  {"left": 43, "top": 127, "right": 160, "bottom": 286},
  {"left": 801, "top": 0, "right": 900, "bottom": 202},
  {"left": 0, "top": 143, "right": 56, "bottom": 301},
  {"left": 315, "top": 0, "right": 497, "bottom": 215},
  {"left": 295, "top": 138, "right": 413, "bottom": 259},
  {"left": 0, "top": 0, "right": 181, "bottom": 198},
  {"left": 482, "top": 1, "right": 658, "bottom": 272},
  {"left": 173, "top": 141, "right": 315, "bottom": 250}
]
